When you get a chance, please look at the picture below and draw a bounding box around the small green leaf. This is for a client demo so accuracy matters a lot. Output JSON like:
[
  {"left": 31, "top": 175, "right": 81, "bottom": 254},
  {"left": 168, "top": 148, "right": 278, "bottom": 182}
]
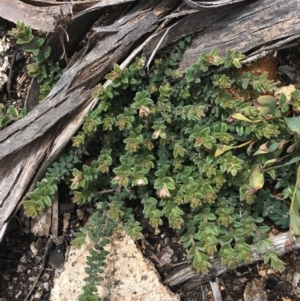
[
  {"left": 35, "top": 38, "right": 45, "bottom": 48},
  {"left": 166, "top": 181, "right": 175, "bottom": 190},
  {"left": 257, "top": 226, "right": 270, "bottom": 233},
  {"left": 44, "top": 46, "right": 51, "bottom": 59},
  {"left": 7, "top": 105, "right": 18, "bottom": 118},
  {"left": 266, "top": 169, "right": 276, "bottom": 180},
  {"left": 285, "top": 116, "right": 300, "bottom": 134},
  {"left": 256, "top": 95, "right": 277, "bottom": 116},
  {"left": 231, "top": 113, "right": 253, "bottom": 123},
  {"left": 178, "top": 41, "right": 185, "bottom": 49}
]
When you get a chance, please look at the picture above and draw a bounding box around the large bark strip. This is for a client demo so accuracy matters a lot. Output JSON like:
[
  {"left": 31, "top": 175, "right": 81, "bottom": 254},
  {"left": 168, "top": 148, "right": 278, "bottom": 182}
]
[
  {"left": 0, "top": 0, "right": 181, "bottom": 242},
  {"left": 21, "top": 0, "right": 127, "bottom": 13},
  {"left": 179, "top": 0, "right": 300, "bottom": 69},
  {"left": 143, "top": 0, "right": 300, "bottom": 71},
  {"left": 0, "top": 0, "right": 73, "bottom": 31},
  {"left": 164, "top": 232, "right": 298, "bottom": 289},
  {"left": 0, "top": 0, "right": 138, "bottom": 32},
  {"left": 143, "top": 1, "right": 248, "bottom": 56}
]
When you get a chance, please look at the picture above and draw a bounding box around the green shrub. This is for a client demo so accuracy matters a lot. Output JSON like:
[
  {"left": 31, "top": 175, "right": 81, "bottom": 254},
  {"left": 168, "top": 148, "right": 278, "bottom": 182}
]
[
  {"left": 0, "top": 104, "right": 27, "bottom": 129},
  {"left": 23, "top": 37, "right": 300, "bottom": 300},
  {"left": 9, "top": 22, "right": 62, "bottom": 100}
]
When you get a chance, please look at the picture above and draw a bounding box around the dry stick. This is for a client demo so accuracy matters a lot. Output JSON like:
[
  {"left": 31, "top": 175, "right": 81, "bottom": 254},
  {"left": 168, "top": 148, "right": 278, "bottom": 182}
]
[
  {"left": 24, "top": 237, "right": 53, "bottom": 301},
  {"left": 119, "top": 23, "right": 168, "bottom": 72},
  {"left": 161, "top": 9, "right": 199, "bottom": 20},
  {"left": 243, "top": 34, "right": 300, "bottom": 63},
  {"left": 146, "top": 22, "right": 178, "bottom": 72},
  {"left": 196, "top": 0, "right": 247, "bottom": 6},
  {"left": 200, "top": 285, "right": 205, "bottom": 300},
  {"left": 7, "top": 50, "right": 17, "bottom": 99},
  {"left": 210, "top": 278, "right": 223, "bottom": 301},
  {"left": 184, "top": 0, "right": 246, "bottom": 9},
  {"left": 99, "top": 188, "right": 117, "bottom": 194}
]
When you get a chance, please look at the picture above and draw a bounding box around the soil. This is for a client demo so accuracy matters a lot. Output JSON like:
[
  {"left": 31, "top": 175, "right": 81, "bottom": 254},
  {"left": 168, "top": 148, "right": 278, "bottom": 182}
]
[{"left": 1, "top": 12, "right": 300, "bottom": 301}]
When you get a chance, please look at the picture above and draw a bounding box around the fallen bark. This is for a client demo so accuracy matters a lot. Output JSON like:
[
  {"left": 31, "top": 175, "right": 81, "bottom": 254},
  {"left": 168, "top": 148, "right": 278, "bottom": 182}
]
[
  {"left": 163, "top": 232, "right": 298, "bottom": 288},
  {"left": 20, "top": 0, "right": 107, "bottom": 13},
  {"left": 179, "top": 0, "right": 300, "bottom": 69},
  {"left": 0, "top": 0, "right": 72, "bottom": 31},
  {"left": 143, "top": 0, "right": 300, "bottom": 71}
]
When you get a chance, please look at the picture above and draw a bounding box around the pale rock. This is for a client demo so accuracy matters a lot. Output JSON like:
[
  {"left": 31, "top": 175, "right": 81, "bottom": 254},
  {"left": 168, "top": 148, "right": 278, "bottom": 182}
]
[
  {"left": 292, "top": 271, "right": 300, "bottom": 297},
  {"left": 50, "top": 231, "right": 180, "bottom": 301},
  {"left": 274, "top": 84, "right": 296, "bottom": 101}
]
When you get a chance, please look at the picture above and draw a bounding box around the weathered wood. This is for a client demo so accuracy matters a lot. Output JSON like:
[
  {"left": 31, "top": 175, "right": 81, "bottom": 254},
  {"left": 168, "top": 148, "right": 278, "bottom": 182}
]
[
  {"left": 184, "top": 0, "right": 247, "bottom": 9},
  {"left": 143, "top": 0, "right": 300, "bottom": 72},
  {"left": 143, "top": 1, "right": 250, "bottom": 56},
  {"left": 0, "top": 0, "right": 73, "bottom": 31},
  {"left": 210, "top": 278, "right": 223, "bottom": 301},
  {"left": 45, "top": 0, "right": 138, "bottom": 63},
  {"left": 180, "top": 0, "right": 300, "bottom": 69},
  {"left": 163, "top": 232, "right": 298, "bottom": 288},
  {"left": 21, "top": 0, "right": 105, "bottom": 13}
]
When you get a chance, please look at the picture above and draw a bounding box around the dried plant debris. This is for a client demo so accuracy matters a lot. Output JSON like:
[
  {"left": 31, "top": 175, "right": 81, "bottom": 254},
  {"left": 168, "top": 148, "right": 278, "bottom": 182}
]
[{"left": 0, "top": 38, "right": 10, "bottom": 90}]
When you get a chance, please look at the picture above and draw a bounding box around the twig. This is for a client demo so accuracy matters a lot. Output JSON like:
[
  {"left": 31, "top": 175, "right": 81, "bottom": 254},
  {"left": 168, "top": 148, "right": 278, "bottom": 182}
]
[
  {"left": 7, "top": 50, "right": 17, "bottom": 99},
  {"left": 118, "top": 17, "right": 175, "bottom": 73},
  {"left": 24, "top": 237, "right": 53, "bottom": 301},
  {"left": 146, "top": 22, "right": 177, "bottom": 72},
  {"left": 172, "top": 260, "right": 189, "bottom": 267},
  {"left": 201, "top": 284, "right": 205, "bottom": 300},
  {"left": 241, "top": 50, "right": 271, "bottom": 65},
  {"left": 184, "top": 0, "right": 247, "bottom": 9},
  {"left": 118, "top": 29, "right": 162, "bottom": 72},
  {"left": 210, "top": 277, "right": 223, "bottom": 301},
  {"left": 244, "top": 34, "right": 300, "bottom": 61},
  {"left": 99, "top": 188, "right": 117, "bottom": 194},
  {"left": 161, "top": 9, "right": 199, "bottom": 20}
]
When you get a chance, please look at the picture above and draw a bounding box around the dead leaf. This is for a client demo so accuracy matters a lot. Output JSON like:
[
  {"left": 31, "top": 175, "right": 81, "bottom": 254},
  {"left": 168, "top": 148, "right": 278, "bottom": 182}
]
[{"left": 233, "top": 276, "right": 248, "bottom": 285}]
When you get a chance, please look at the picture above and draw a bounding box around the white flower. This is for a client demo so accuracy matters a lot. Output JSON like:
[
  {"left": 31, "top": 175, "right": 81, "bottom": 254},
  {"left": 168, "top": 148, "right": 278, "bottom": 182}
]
[{"left": 157, "top": 183, "right": 171, "bottom": 198}]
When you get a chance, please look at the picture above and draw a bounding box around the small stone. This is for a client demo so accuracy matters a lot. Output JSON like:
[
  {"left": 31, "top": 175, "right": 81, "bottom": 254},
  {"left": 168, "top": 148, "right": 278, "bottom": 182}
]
[
  {"left": 76, "top": 209, "right": 84, "bottom": 220},
  {"left": 34, "top": 256, "right": 42, "bottom": 265},
  {"left": 154, "top": 228, "right": 161, "bottom": 235},
  {"left": 49, "top": 245, "right": 65, "bottom": 267},
  {"left": 42, "top": 273, "right": 50, "bottom": 282},
  {"left": 20, "top": 253, "right": 30, "bottom": 264},
  {"left": 15, "top": 52, "right": 23, "bottom": 61},
  {"left": 35, "top": 238, "right": 43, "bottom": 251},
  {"left": 171, "top": 254, "right": 178, "bottom": 263},
  {"left": 292, "top": 271, "right": 300, "bottom": 297},
  {"left": 259, "top": 270, "right": 267, "bottom": 277},
  {"left": 33, "top": 291, "right": 43, "bottom": 300},
  {"left": 30, "top": 242, "right": 39, "bottom": 256},
  {"left": 44, "top": 282, "right": 50, "bottom": 291},
  {"left": 16, "top": 263, "right": 27, "bottom": 273}
]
